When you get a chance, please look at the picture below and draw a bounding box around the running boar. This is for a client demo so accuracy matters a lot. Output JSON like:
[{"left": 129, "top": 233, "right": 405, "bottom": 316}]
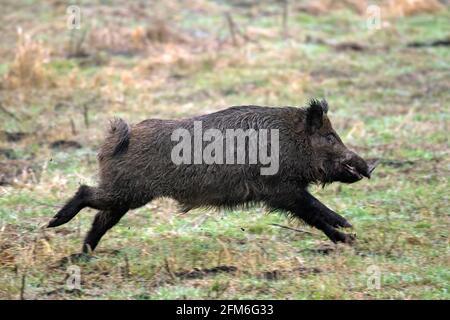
[{"left": 47, "top": 99, "right": 377, "bottom": 254}]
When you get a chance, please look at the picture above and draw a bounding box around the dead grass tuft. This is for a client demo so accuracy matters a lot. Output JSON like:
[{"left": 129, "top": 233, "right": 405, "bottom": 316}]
[
  {"left": 0, "top": 160, "right": 40, "bottom": 186},
  {"left": 2, "top": 29, "right": 53, "bottom": 89},
  {"left": 297, "top": 0, "right": 368, "bottom": 15},
  {"left": 136, "top": 45, "right": 195, "bottom": 73},
  {"left": 296, "top": 0, "right": 445, "bottom": 16},
  {"left": 385, "top": 0, "right": 445, "bottom": 17},
  {"left": 88, "top": 20, "right": 189, "bottom": 57},
  {"left": 142, "top": 19, "right": 189, "bottom": 44}
]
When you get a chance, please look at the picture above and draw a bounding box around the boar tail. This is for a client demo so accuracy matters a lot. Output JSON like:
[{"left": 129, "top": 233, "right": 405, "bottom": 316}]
[{"left": 109, "top": 118, "right": 130, "bottom": 156}]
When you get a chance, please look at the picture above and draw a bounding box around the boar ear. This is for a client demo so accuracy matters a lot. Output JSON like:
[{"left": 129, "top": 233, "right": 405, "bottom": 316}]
[{"left": 306, "top": 99, "right": 327, "bottom": 133}]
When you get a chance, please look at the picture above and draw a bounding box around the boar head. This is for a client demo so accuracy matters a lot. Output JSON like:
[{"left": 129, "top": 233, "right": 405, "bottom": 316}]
[{"left": 305, "top": 99, "right": 378, "bottom": 184}]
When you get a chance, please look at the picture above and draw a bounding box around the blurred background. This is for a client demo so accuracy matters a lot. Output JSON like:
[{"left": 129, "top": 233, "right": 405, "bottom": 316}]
[{"left": 0, "top": 0, "right": 449, "bottom": 299}]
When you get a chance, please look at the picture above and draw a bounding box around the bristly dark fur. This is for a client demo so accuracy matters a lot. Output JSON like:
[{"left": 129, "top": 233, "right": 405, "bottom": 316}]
[
  {"left": 308, "top": 98, "right": 328, "bottom": 114},
  {"left": 47, "top": 99, "right": 373, "bottom": 253},
  {"left": 109, "top": 118, "right": 130, "bottom": 157}
]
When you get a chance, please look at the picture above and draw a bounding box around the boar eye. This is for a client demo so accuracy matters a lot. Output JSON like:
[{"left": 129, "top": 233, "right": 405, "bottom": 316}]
[{"left": 325, "top": 134, "right": 336, "bottom": 144}]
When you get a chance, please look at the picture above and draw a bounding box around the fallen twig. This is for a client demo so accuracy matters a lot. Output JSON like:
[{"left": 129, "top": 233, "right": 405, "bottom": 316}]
[
  {"left": 408, "top": 39, "right": 450, "bottom": 48},
  {"left": 20, "top": 272, "right": 27, "bottom": 300},
  {"left": 0, "top": 102, "right": 21, "bottom": 122},
  {"left": 224, "top": 12, "right": 254, "bottom": 46},
  {"left": 83, "top": 104, "right": 89, "bottom": 128},
  {"left": 225, "top": 12, "right": 238, "bottom": 46},
  {"left": 123, "top": 254, "right": 130, "bottom": 278},
  {"left": 282, "top": 0, "right": 289, "bottom": 38},
  {"left": 164, "top": 257, "right": 177, "bottom": 281},
  {"left": 270, "top": 223, "right": 317, "bottom": 235}
]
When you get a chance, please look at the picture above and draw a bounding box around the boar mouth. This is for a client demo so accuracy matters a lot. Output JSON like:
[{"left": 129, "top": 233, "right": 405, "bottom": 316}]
[
  {"left": 344, "top": 163, "right": 365, "bottom": 180},
  {"left": 344, "top": 159, "right": 379, "bottom": 180}
]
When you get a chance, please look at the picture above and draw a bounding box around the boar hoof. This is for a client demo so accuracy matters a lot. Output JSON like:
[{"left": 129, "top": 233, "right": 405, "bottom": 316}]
[
  {"left": 330, "top": 230, "right": 356, "bottom": 245},
  {"left": 334, "top": 216, "right": 352, "bottom": 229},
  {"left": 342, "top": 233, "right": 356, "bottom": 245}
]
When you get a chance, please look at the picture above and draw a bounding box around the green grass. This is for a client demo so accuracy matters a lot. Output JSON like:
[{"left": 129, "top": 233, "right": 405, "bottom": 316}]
[{"left": 0, "top": 1, "right": 449, "bottom": 300}]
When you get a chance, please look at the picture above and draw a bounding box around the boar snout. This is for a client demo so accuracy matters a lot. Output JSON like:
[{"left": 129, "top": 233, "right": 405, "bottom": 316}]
[{"left": 340, "top": 152, "right": 375, "bottom": 182}]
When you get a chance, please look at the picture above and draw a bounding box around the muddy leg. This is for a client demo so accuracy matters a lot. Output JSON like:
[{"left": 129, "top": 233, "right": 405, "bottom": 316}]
[
  {"left": 82, "top": 208, "right": 129, "bottom": 254},
  {"left": 301, "top": 213, "right": 355, "bottom": 244},
  {"left": 301, "top": 191, "right": 352, "bottom": 228},
  {"left": 268, "top": 193, "right": 355, "bottom": 244}
]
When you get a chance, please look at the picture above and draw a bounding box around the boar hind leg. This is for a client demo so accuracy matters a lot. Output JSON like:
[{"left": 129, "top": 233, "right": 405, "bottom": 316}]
[
  {"left": 82, "top": 208, "right": 129, "bottom": 254},
  {"left": 48, "top": 185, "right": 118, "bottom": 228},
  {"left": 48, "top": 185, "right": 92, "bottom": 228}
]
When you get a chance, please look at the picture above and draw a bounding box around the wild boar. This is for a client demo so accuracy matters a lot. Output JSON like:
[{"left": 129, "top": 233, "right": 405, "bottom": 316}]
[{"left": 47, "top": 99, "right": 377, "bottom": 254}]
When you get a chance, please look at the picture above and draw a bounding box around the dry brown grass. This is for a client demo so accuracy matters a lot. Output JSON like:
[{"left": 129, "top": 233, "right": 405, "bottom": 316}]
[
  {"left": 87, "top": 19, "right": 190, "bottom": 57},
  {"left": 296, "top": 0, "right": 445, "bottom": 16},
  {"left": 297, "top": 0, "right": 369, "bottom": 15},
  {"left": 2, "top": 29, "right": 53, "bottom": 89},
  {"left": 385, "top": 0, "right": 445, "bottom": 17}
]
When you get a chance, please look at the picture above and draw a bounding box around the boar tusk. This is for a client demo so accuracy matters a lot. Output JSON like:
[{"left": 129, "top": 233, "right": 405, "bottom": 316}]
[{"left": 367, "top": 159, "right": 380, "bottom": 174}]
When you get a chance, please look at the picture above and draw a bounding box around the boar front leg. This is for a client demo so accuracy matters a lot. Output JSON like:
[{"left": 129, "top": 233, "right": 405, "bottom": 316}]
[
  {"left": 300, "top": 191, "right": 352, "bottom": 229},
  {"left": 297, "top": 191, "right": 355, "bottom": 244},
  {"left": 304, "top": 212, "right": 355, "bottom": 244},
  {"left": 268, "top": 191, "right": 354, "bottom": 244}
]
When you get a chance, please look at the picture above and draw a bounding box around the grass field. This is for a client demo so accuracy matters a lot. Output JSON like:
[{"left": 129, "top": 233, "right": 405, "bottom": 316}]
[{"left": 0, "top": 0, "right": 449, "bottom": 299}]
